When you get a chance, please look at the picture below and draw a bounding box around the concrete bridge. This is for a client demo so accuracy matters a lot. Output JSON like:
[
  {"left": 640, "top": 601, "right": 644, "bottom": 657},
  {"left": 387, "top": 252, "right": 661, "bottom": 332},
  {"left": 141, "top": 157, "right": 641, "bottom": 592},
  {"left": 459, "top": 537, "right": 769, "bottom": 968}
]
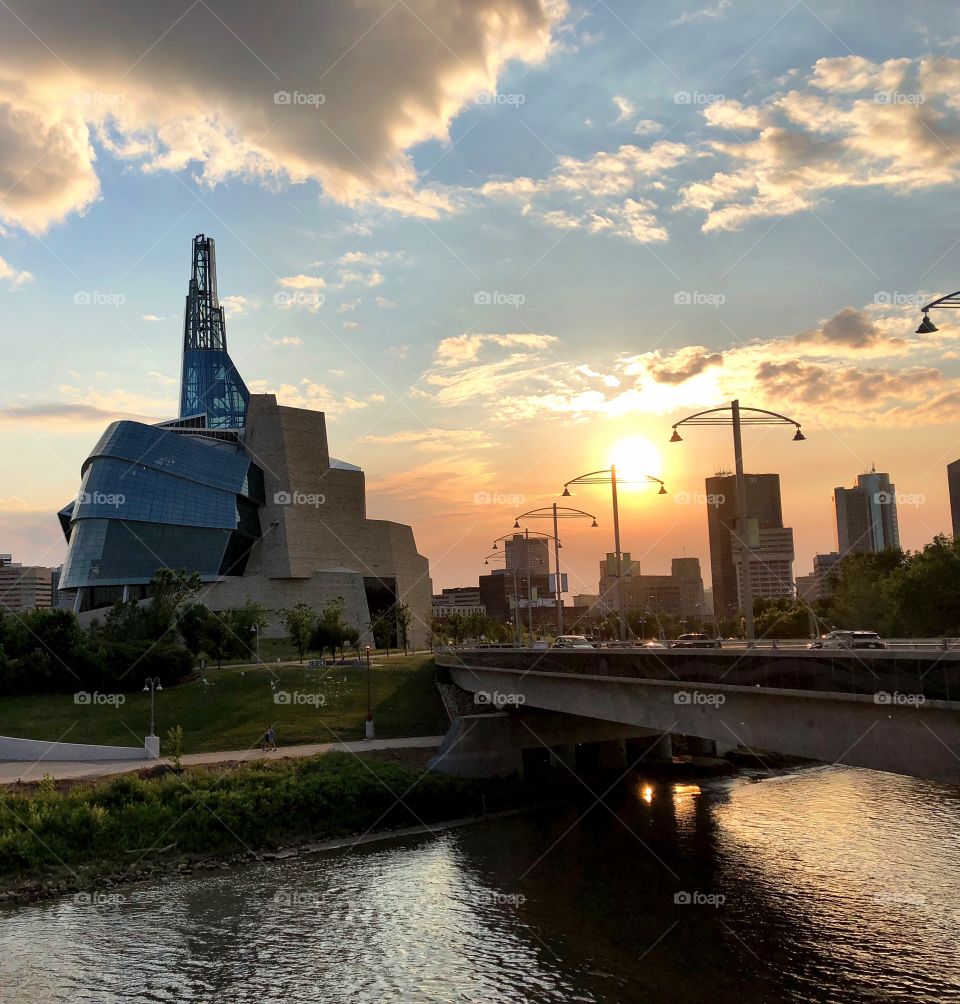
[{"left": 431, "top": 647, "right": 960, "bottom": 784}]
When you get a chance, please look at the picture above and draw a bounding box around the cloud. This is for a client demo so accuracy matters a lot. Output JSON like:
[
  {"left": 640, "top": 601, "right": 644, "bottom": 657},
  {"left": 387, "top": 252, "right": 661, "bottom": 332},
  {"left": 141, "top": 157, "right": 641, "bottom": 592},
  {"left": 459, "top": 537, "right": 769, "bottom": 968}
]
[
  {"left": 362, "top": 427, "right": 496, "bottom": 451},
  {"left": 0, "top": 256, "right": 33, "bottom": 288},
  {"left": 278, "top": 274, "right": 326, "bottom": 289},
  {"left": 433, "top": 332, "right": 558, "bottom": 368},
  {"left": 338, "top": 250, "right": 406, "bottom": 266},
  {"left": 220, "top": 294, "right": 247, "bottom": 316},
  {"left": 266, "top": 334, "right": 303, "bottom": 346},
  {"left": 671, "top": 0, "right": 732, "bottom": 26},
  {"left": 335, "top": 268, "right": 384, "bottom": 288},
  {"left": 247, "top": 377, "right": 368, "bottom": 416},
  {"left": 141, "top": 313, "right": 164, "bottom": 322},
  {"left": 679, "top": 56, "right": 960, "bottom": 232},
  {"left": 481, "top": 140, "right": 694, "bottom": 243},
  {"left": 414, "top": 301, "right": 960, "bottom": 428},
  {"left": 0, "top": 1, "right": 563, "bottom": 233},
  {"left": 375, "top": 295, "right": 396, "bottom": 308},
  {"left": 612, "top": 95, "right": 634, "bottom": 122}
]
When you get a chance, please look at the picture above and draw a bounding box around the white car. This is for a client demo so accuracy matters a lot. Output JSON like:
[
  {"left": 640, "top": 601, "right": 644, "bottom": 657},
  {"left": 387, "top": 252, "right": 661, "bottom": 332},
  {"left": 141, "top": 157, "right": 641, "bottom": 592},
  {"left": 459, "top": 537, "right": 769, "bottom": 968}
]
[
  {"left": 551, "top": 635, "right": 595, "bottom": 649},
  {"left": 809, "top": 630, "right": 887, "bottom": 650}
]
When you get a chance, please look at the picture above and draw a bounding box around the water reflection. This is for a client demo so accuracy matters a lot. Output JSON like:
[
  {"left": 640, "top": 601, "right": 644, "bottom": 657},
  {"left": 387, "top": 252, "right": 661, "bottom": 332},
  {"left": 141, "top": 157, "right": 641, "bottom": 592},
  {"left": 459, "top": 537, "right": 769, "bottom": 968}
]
[{"left": 0, "top": 765, "right": 958, "bottom": 1003}]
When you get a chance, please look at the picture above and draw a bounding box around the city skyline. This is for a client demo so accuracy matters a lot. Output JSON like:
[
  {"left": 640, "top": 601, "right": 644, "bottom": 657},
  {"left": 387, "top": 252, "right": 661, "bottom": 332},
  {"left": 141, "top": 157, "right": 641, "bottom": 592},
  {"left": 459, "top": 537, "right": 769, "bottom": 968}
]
[{"left": 2, "top": 1, "right": 960, "bottom": 596}]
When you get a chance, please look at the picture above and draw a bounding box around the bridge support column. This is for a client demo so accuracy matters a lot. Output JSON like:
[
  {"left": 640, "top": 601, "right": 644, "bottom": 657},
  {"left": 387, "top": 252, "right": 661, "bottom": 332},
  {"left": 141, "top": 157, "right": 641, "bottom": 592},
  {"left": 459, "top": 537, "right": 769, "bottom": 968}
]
[
  {"left": 626, "top": 733, "right": 673, "bottom": 764},
  {"left": 429, "top": 709, "right": 664, "bottom": 778},
  {"left": 687, "top": 737, "right": 718, "bottom": 757}
]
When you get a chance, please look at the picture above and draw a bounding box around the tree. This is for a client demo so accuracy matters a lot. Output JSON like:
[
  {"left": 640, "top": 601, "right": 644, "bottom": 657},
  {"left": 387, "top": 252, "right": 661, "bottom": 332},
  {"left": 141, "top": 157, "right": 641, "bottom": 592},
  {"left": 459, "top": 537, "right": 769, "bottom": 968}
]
[
  {"left": 394, "top": 602, "right": 412, "bottom": 653},
  {"left": 149, "top": 568, "right": 202, "bottom": 637},
  {"left": 888, "top": 535, "right": 960, "bottom": 636},
  {"left": 753, "top": 598, "right": 811, "bottom": 639},
  {"left": 823, "top": 550, "right": 904, "bottom": 635},
  {"left": 312, "top": 597, "right": 348, "bottom": 659},
  {"left": 279, "top": 604, "right": 317, "bottom": 663}
]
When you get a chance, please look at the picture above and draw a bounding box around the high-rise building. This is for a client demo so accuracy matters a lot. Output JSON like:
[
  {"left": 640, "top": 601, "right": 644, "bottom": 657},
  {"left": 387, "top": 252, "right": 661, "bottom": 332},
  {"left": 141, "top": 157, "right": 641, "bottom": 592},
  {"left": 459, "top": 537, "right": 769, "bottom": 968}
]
[
  {"left": 834, "top": 468, "right": 900, "bottom": 555},
  {"left": 735, "top": 527, "right": 795, "bottom": 606},
  {"left": 0, "top": 556, "right": 55, "bottom": 613},
  {"left": 503, "top": 534, "right": 549, "bottom": 575},
  {"left": 796, "top": 552, "right": 842, "bottom": 603},
  {"left": 948, "top": 459, "right": 960, "bottom": 538},
  {"left": 431, "top": 587, "right": 486, "bottom": 618},
  {"left": 55, "top": 235, "right": 432, "bottom": 645},
  {"left": 596, "top": 554, "right": 705, "bottom": 617},
  {"left": 705, "top": 473, "right": 788, "bottom": 620}
]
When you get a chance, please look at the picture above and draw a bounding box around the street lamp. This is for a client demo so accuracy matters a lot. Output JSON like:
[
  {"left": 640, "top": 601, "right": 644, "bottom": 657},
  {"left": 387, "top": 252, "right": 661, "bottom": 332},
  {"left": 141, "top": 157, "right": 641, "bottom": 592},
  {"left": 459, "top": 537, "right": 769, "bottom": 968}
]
[
  {"left": 143, "top": 677, "right": 162, "bottom": 737},
  {"left": 915, "top": 288, "right": 960, "bottom": 333},
  {"left": 561, "top": 466, "right": 667, "bottom": 643},
  {"left": 669, "top": 399, "right": 805, "bottom": 642},
  {"left": 513, "top": 505, "right": 598, "bottom": 635},
  {"left": 484, "top": 551, "right": 521, "bottom": 645},
  {"left": 492, "top": 529, "right": 553, "bottom": 642}
]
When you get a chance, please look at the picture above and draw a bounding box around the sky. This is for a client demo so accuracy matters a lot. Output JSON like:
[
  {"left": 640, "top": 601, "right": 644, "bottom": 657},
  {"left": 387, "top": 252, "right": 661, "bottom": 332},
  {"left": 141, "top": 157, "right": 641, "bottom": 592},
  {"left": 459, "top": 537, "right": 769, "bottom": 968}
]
[{"left": 2, "top": 0, "right": 960, "bottom": 600}]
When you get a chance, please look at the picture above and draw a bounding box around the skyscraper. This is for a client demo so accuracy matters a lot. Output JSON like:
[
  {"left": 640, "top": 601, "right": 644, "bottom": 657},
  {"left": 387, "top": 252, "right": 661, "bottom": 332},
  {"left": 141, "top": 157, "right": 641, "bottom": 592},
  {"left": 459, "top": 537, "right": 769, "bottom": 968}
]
[
  {"left": 705, "top": 473, "right": 792, "bottom": 620},
  {"left": 948, "top": 459, "right": 960, "bottom": 538},
  {"left": 834, "top": 468, "right": 900, "bottom": 555},
  {"left": 504, "top": 534, "right": 549, "bottom": 574}
]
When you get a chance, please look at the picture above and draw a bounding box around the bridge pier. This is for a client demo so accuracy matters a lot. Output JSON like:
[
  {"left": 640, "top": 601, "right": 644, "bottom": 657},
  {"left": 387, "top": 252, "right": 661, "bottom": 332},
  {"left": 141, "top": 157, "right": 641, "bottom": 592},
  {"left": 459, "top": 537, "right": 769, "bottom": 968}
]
[
  {"left": 626, "top": 733, "right": 673, "bottom": 764},
  {"left": 429, "top": 708, "right": 663, "bottom": 779}
]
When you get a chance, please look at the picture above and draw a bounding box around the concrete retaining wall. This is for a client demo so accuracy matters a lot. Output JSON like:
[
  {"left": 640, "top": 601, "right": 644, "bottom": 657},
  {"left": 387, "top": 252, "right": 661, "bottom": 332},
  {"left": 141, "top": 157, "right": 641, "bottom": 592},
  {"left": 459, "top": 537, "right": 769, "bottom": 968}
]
[{"left": 0, "top": 735, "right": 157, "bottom": 762}]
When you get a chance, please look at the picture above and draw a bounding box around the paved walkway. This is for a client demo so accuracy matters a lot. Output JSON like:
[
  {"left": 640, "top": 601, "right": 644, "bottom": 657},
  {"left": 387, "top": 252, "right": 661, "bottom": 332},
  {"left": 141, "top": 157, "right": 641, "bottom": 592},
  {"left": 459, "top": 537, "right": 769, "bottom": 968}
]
[{"left": 0, "top": 735, "right": 445, "bottom": 785}]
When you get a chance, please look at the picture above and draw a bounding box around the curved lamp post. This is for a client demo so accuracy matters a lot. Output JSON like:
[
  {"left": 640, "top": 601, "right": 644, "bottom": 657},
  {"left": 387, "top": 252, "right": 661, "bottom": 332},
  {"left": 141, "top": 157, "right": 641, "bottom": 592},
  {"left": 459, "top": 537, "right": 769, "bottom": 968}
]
[
  {"left": 916, "top": 289, "right": 960, "bottom": 333},
  {"left": 484, "top": 551, "right": 521, "bottom": 645},
  {"left": 669, "top": 399, "right": 805, "bottom": 642},
  {"left": 513, "top": 505, "right": 598, "bottom": 635},
  {"left": 492, "top": 529, "right": 553, "bottom": 641},
  {"left": 561, "top": 467, "right": 667, "bottom": 642}
]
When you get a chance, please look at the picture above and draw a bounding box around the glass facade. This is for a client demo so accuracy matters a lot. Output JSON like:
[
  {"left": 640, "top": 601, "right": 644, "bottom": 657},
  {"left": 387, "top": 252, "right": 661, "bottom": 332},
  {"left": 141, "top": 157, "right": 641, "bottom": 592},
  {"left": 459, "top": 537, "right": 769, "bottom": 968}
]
[
  {"left": 59, "top": 420, "right": 263, "bottom": 593},
  {"left": 180, "top": 348, "right": 249, "bottom": 429}
]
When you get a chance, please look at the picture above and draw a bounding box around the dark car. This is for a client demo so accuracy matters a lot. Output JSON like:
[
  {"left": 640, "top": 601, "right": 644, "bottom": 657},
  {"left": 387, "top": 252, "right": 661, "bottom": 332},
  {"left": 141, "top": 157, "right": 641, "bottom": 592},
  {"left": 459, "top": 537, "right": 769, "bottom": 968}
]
[{"left": 670, "top": 633, "right": 721, "bottom": 649}]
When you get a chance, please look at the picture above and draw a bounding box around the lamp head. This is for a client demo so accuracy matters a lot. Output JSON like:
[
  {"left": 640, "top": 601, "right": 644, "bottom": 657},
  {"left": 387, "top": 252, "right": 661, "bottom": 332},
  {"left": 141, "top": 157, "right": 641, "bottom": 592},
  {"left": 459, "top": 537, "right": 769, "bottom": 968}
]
[
  {"left": 561, "top": 486, "right": 571, "bottom": 497},
  {"left": 658, "top": 484, "right": 667, "bottom": 495},
  {"left": 484, "top": 559, "right": 489, "bottom": 565},
  {"left": 792, "top": 427, "right": 806, "bottom": 442},
  {"left": 492, "top": 541, "right": 498, "bottom": 549},
  {"left": 670, "top": 429, "right": 683, "bottom": 443},
  {"left": 591, "top": 518, "right": 598, "bottom": 528},
  {"left": 917, "top": 312, "right": 938, "bottom": 334},
  {"left": 513, "top": 519, "right": 520, "bottom": 529},
  {"left": 157, "top": 683, "right": 162, "bottom": 691}
]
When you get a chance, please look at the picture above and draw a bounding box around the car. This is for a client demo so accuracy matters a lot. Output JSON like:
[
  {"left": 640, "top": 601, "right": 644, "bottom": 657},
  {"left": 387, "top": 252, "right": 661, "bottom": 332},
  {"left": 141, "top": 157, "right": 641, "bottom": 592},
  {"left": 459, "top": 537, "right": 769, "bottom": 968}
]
[
  {"left": 640, "top": 639, "right": 667, "bottom": 649},
  {"left": 670, "top": 633, "right": 722, "bottom": 649},
  {"left": 808, "top": 630, "right": 887, "bottom": 650},
  {"left": 551, "top": 634, "right": 595, "bottom": 649}
]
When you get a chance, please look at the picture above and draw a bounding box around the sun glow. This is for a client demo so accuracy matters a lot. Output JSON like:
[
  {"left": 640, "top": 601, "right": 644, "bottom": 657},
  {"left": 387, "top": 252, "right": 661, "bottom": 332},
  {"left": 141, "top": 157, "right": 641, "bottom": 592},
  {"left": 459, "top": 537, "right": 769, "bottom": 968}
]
[{"left": 609, "top": 435, "right": 663, "bottom": 483}]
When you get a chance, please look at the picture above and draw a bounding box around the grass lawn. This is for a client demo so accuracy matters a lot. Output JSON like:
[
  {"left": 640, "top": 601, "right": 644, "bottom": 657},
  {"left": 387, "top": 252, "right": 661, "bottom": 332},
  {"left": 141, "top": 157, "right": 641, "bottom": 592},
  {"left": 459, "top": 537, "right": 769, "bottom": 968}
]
[{"left": 0, "top": 654, "right": 448, "bottom": 754}]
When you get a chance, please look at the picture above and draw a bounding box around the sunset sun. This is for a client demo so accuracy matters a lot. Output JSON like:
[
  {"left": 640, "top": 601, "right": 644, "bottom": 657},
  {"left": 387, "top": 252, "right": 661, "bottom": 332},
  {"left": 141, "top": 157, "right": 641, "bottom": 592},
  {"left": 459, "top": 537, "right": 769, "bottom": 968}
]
[{"left": 609, "top": 435, "right": 663, "bottom": 483}]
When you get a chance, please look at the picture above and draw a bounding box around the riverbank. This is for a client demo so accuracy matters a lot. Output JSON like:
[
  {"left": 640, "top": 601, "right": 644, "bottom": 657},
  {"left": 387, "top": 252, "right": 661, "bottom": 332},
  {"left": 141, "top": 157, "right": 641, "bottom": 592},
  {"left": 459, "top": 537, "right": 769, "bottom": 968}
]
[{"left": 0, "top": 749, "right": 538, "bottom": 906}]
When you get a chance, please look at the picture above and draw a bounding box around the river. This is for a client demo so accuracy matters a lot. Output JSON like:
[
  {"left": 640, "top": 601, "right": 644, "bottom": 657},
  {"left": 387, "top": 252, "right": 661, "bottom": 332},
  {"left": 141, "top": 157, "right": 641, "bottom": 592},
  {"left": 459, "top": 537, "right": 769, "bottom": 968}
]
[{"left": 1, "top": 763, "right": 958, "bottom": 1003}]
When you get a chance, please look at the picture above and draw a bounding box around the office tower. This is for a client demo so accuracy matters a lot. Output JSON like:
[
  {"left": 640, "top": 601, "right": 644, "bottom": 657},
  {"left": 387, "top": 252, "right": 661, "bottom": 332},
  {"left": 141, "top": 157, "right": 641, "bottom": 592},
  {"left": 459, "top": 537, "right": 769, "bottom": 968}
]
[{"left": 834, "top": 468, "right": 900, "bottom": 555}]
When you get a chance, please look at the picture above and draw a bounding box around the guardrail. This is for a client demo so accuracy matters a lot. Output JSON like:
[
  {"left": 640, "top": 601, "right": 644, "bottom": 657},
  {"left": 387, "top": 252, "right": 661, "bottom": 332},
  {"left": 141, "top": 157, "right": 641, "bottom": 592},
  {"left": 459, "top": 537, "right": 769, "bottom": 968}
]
[{"left": 437, "top": 639, "right": 960, "bottom": 653}]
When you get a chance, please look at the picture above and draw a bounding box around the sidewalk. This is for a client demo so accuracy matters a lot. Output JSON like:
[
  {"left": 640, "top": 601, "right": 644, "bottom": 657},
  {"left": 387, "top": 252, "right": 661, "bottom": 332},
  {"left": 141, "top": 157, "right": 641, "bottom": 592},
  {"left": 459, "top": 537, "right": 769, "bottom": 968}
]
[{"left": 0, "top": 735, "right": 445, "bottom": 785}]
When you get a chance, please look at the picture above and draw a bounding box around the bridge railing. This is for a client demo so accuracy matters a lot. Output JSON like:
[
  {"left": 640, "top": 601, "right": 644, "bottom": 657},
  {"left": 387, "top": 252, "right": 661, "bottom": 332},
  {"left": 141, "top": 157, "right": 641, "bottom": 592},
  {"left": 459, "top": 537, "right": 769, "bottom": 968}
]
[{"left": 435, "top": 643, "right": 960, "bottom": 703}]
